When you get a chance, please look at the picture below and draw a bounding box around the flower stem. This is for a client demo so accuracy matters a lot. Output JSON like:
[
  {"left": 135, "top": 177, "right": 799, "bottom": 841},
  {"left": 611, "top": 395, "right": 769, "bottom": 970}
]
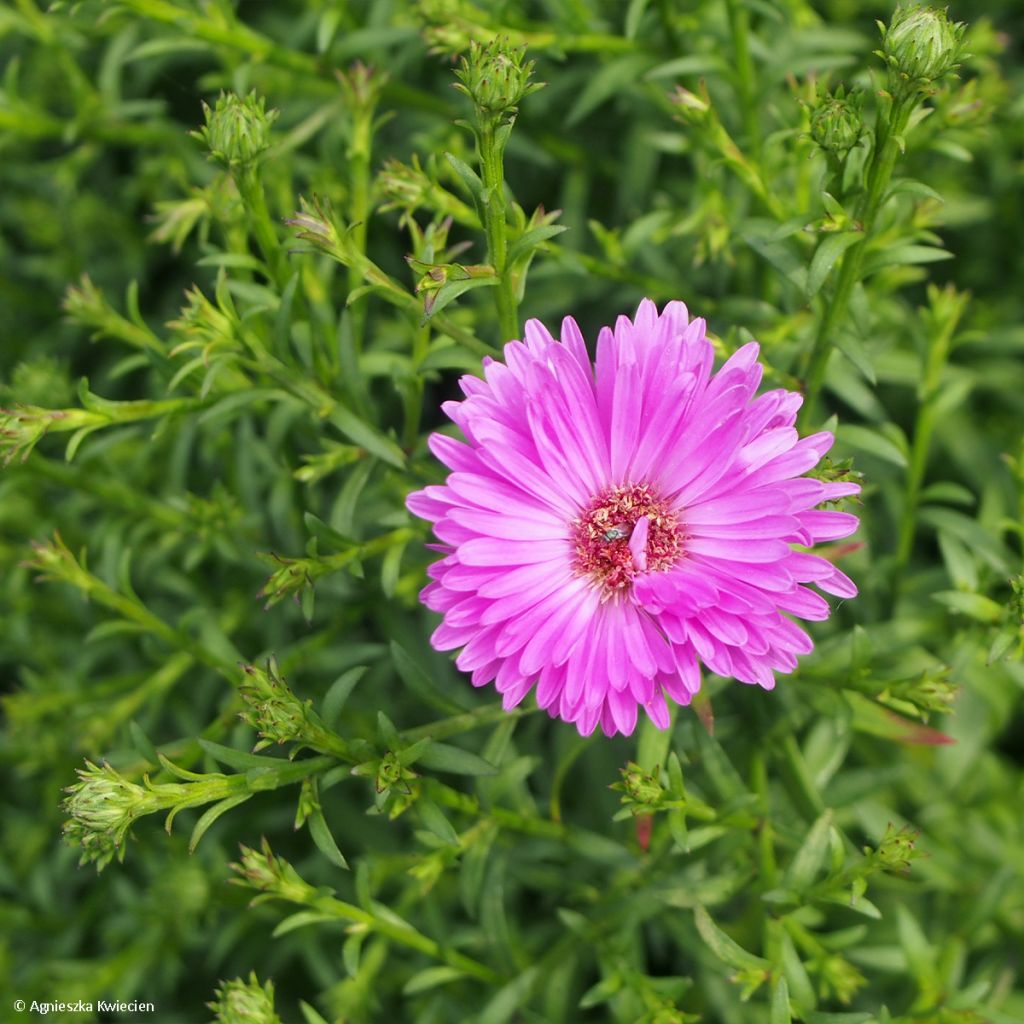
[
  {"left": 725, "top": 0, "right": 760, "bottom": 164},
  {"left": 478, "top": 121, "right": 519, "bottom": 343},
  {"left": 799, "top": 94, "right": 913, "bottom": 429},
  {"left": 236, "top": 165, "right": 288, "bottom": 287},
  {"left": 892, "top": 288, "right": 967, "bottom": 602}
]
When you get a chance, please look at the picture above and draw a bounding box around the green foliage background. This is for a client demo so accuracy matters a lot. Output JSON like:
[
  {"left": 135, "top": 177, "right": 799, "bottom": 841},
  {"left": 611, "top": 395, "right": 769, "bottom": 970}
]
[{"left": 1, "top": 1, "right": 1023, "bottom": 1022}]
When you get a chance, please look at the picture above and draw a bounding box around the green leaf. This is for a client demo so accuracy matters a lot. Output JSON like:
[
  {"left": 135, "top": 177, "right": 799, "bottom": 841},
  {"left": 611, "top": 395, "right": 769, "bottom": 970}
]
[
  {"left": 567, "top": 54, "right": 654, "bottom": 126},
  {"left": 188, "top": 793, "right": 252, "bottom": 852},
  {"left": 836, "top": 424, "right": 908, "bottom": 467},
  {"left": 272, "top": 910, "right": 337, "bottom": 938},
  {"left": 506, "top": 224, "right": 569, "bottom": 267},
  {"left": 307, "top": 805, "right": 349, "bottom": 869},
  {"left": 931, "top": 590, "right": 1004, "bottom": 623},
  {"left": 412, "top": 741, "right": 497, "bottom": 777},
  {"left": 919, "top": 508, "right": 1011, "bottom": 573},
  {"left": 390, "top": 640, "right": 469, "bottom": 715},
  {"left": 402, "top": 966, "right": 466, "bottom": 995},
  {"left": 444, "top": 153, "right": 485, "bottom": 211},
  {"left": 326, "top": 404, "right": 405, "bottom": 469},
  {"left": 770, "top": 975, "right": 792, "bottom": 1024},
  {"left": 636, "top": 712, "right": 673, "bottom": 773},
  {"left": 198, "top": 740, "right": 287, "bottom": 771},
  {"left": 322, "top": 666, "right": 368, "bottom": 728},
  {"left": 480, "top": 966, "right": 539, "bottom": 1024},
  {"left": 422, "top": 276, "right": 497, "bottom": 322},
  {"left": 862, "top": 244, "right": 953, "bottom": 277},
  {"left": 786, "top": 811, "right": 835, "bottom": 891},
  {"left": 693, "top": 905, "right": 770, "bottom": 972},
  {"left": 417, "top": 796, "right": 459, "bottom": 845},
  {"left": 578, "top": 972, "right": 623, "bottom": 1008},
  {"left": 128, "top": 721, "right": 160, "bottom": 766},
  {"left": 304, "top": 511, "right": 356, "bottom": 552},
  {"left": 807, "top": 231, "right": 863, "bottom": 297}
]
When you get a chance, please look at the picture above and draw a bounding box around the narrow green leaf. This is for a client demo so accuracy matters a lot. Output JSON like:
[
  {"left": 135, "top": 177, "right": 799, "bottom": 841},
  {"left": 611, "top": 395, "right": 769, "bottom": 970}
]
[
  {"left": 770, "top": 976, "right": 792, "bottom": 1024},
  {"left": 308, "top": 805, "right": 349, "bottom": 869},
  {"left": 786, "top": 811, "right": 834, "bottom": 890},
  {"left": 444, "top": 152, "right": 485, "bottom": 211},
  {"left": 417, "top": 796, "right": 459, "bottom": 845},
  {"left": 128, "top": 721, "right": 160, "bottom": 766},
  {"left": 836, "top": 424, "right": 908, "bottom": 467},
  {"left": 322, "top": 666, "right": 367, "bottom": 728},
  {"left": 198, "top": 739, "right": 287, "bottom": 770},
  {"left": 414, "top": 741, "right": 497, "bottom": 776},
  {"left": 390, "top": 640, "right": 468, "bottom": 715},
  {"left": 480, "top": 966, "right": 539, "bottom": 1024},
  {"left": 862, "top": 244, "right": 952, "bottom": 277},
  {"left": 932, "top": 590, "right": 1004, "bottom": 623},
  {"left": 188, "top": 793, "right": 252, "bottom": 852},
  {"left": 693, "top": 905, "right": 770, "bottom": 972},
  {"left": 506, "top": 224, "right": 569, "bottom": 267},
  {"left": 422, "top": 276, "right": 497, "bottom": 322},
  {"left": 272, "top": 910, "right": 337, "bottom": 938},
  {"left": 326, "top": 404, "right": 405, "bottom": 469},
  {"left": 807, "top": 231, "right": 863, "bottom": 297},
  {"left": 402, "top": 966, "right": 466, "bottom": 995}
]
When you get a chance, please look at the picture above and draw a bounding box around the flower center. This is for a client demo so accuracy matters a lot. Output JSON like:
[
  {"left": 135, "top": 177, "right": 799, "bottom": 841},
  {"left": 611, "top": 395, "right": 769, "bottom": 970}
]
[{"left": 571, "top": 483, "right": 683, "bottom": 595}]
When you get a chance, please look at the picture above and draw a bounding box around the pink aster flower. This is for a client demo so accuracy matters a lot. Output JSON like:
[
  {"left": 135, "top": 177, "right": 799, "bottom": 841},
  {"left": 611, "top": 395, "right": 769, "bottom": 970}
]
[{"left": 407, "top": 299, "right": 859, "bottom": 737}]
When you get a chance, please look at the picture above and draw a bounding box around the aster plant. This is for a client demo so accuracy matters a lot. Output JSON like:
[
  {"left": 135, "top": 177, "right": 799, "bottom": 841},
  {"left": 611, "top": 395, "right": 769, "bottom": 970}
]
[{"left": 2, "top": 2, "right": 1023, "bottom": 1024}]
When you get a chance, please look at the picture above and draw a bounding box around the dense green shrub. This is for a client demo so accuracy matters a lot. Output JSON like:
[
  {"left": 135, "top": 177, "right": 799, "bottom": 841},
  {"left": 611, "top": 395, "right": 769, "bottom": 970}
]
[{"left": 2, "top": 2, "right": 1023, "bottom": 1022}]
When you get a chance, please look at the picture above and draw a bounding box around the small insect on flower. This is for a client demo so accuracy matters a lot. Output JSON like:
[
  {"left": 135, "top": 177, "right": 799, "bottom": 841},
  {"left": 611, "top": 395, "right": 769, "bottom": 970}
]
[
  {"left": 407, "top": 299, "right": 860, "bottom": 737},
  {"left": 603, "top": 524, "right": 632, "bottom": 542}
]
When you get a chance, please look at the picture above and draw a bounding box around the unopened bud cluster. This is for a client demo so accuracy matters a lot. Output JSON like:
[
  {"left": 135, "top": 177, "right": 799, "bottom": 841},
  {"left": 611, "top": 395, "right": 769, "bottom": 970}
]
[
  {"left": 209, "top": 973, "right": 282, "bottom": 1024},
  {"left": 193, "top": 92, "right": 278, "bottom": 168},
  {"left": 231, "top": 838, "right": 317, "bottom": 905},
  {"left": 810, "top": 87, "right": 864, "bottom": 155},
  {"left": 62, "top": 761, "right": 158, "bottom": 869},
  {"left": 879, "top": 5, "right": 966, "bottom": 94},
  {"left": 612, "top": 761, "right": 667, "bottom": 814},
  {"left": 239, "top": 660, "right": 313, "bottom": 750},
  {"left": 453, "top": 38, "right": 543, "bottom": 121}
]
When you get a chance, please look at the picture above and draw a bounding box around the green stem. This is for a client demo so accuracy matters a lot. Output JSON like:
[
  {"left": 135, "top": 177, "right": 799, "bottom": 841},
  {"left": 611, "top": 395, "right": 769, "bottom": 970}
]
[
  {"left": 236, "top": 165, "right": 288, "bottom": 287},
  {"left": 800, "top": 94, "right": 914, "bottom": 429},
  {"left": 346, "top": 102, "right": 374, "bottom": 360},
  {"left": 308, "top": 892, "right": 503, "bottom": 984},
  {"left": 478, "top": 120, "right": 519, "bottom": 343},
  {"left": 892, "top": 295, "right": 965, "bottom": 600},
  {"left": 402, "top": 324, "right": 431, "bottom": 449},
  {"left": 725, "top": 0, "right": 760, "bottom": 163}
]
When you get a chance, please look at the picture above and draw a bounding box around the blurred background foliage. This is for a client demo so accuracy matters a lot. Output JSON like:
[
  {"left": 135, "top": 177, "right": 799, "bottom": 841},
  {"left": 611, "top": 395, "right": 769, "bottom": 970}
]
[{"left": 1, "top": 0, "right": 1023, "bottom": 1022}]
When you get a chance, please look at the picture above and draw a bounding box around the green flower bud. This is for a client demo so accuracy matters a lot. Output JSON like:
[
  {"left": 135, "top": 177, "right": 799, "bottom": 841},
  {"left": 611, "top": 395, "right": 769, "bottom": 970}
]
[
  {"left": 62, "top": 760, "right": 157, "bottom": 869},
  {"left": 238, "top": 660, "right": 312, "bottom": 750},
  {"left": 209, "top": 973, "right": 282, "bottom": 1024},
  {"left": 193, "top": 92, "right": 278, "bottom": 168},
  {"left": 611, "top": 761, "right": 666, "bottom": 813},
  {"left": 453, "top": 38, "right": 543, "bottom": 120},
  {"left": 879, "top": 5, "right": 966, "bottom": 91},
  {"left": 810, "top": 88, "right": 864, "bottom": 154},
  {"left": 231, "top": 838, "right": 317, "bottom": 905}
]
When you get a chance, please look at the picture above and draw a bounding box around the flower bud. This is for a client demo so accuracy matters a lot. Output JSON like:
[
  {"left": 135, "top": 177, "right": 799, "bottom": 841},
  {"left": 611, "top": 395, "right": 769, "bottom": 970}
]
[
  {"left": 209, "top": 973, "right": 282, "bottom": 1024},
  {"left": 62, "top": 761, "right": 156, "bottom": 869},
  {"left": 193, "top": 92, "right": 278, "bottom": 168},
  {"left": 231, "top": 838, "right": 316, "bottom": 904},
  {"left": 879, "top": 5, "right": 966, "bottom": 91},
  {"left": 238, "top": 660, "right": 312, "bottom": 750},
  {"left": 810, "top": 88, "right": 864, "bottom": 155},
  {"left": 453, "top": 38, "right": 543, "bottom": 120},
  {"left": 611, "top": 761, "right": 666, "bottom": 813}
]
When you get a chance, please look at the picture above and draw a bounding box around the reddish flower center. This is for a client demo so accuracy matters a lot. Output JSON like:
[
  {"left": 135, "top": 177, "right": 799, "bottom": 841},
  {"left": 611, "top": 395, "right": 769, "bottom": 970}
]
[{"left": 571, "top": 483, "right": 683, "bottom": 596}]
